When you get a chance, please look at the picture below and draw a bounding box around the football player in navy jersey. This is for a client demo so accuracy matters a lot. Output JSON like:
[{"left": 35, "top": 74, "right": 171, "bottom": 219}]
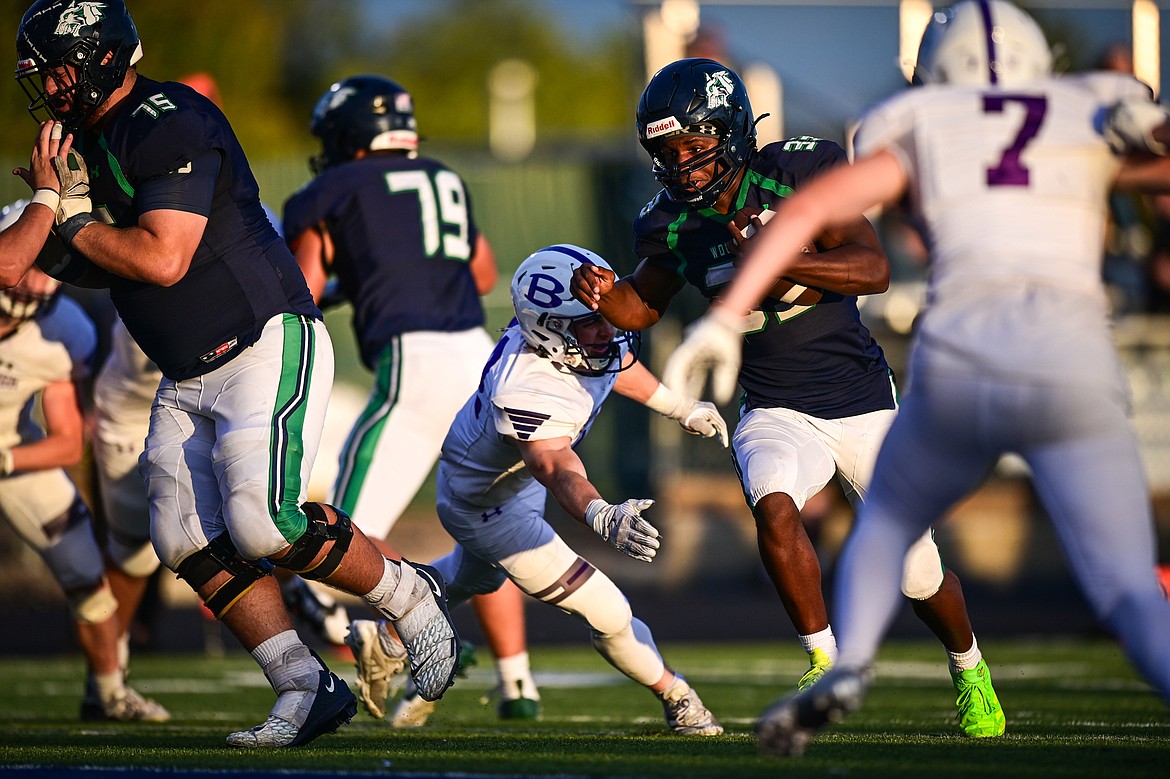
[
  {"left": 669, "top": 1, "right": 1170, "bottom": 752},
  {"left": 572, "top": 58, "right": 1003, "bottom": 737},
  {"left": 283, "top": 74, "right": 538, "bottom": 727},
  {"left": 14, "top": 0, "right": 462, "bottom": 747}
]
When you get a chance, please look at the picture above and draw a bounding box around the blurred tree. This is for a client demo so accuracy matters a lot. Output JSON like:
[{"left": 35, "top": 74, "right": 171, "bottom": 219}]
[{"left": 308, "top": 0, "right": 641, "bottom": 155}]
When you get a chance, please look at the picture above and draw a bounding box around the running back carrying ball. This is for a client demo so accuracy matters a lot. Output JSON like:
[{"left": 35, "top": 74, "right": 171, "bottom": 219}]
[{"left": 731, "top": 208, "right": 823, "bottom": 306}]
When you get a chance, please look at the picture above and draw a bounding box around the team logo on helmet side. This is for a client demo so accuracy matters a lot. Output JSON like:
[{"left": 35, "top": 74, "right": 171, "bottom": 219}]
[
  {"left": 704, "top": 70, "right": 735, "bottom": 110},
  {"left": 54, "top": 1, "right": 105, "bottom": 35},
  {"left": 521, "top": 272, "right": 572, "bottom": 310},
  {"left": 320, "top": 86, "right": 357, "bottom": 117}
]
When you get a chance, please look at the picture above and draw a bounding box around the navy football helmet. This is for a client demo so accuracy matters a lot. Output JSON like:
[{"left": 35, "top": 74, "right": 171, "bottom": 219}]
[
  {"left": 636, "top": 58, "right": 757, "bottom": 209},
  {"left": 309, "top": 75, "right": 419, "bottom": 174},
  {"left": 15, "top": 0, "right": 142, "bottom": 128}
]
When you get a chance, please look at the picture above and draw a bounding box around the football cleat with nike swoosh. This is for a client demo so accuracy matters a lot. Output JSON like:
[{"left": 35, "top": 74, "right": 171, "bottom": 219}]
[
  {"left": 385, "top": 560, "right": 461, "bottom": 702},
  {"left": 227, "top": 653, "right": 356, "bottom": 748}
]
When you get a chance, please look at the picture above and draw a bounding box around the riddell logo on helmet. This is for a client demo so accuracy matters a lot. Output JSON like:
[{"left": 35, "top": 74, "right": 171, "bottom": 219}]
[{"left": 644, "top": 116, "right": 683, "bottom": 139}]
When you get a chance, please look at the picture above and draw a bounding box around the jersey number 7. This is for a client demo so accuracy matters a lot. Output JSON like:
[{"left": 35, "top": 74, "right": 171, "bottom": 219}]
[{"left": 983, "top": 94, "right": 1047, "bottom": 187}]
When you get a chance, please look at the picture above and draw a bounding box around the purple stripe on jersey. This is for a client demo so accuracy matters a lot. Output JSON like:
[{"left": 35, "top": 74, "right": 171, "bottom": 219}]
[{"left": 979, "top": 0, "right": 998, "bottom": 86}]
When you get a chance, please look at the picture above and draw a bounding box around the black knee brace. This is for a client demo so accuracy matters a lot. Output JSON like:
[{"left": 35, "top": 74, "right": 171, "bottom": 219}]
[
  {"left": 175, "top": 533, "right": 273, "bottom": 619},
  {"left": 268, "top": 502, "right": 354, "bottom": 581}
]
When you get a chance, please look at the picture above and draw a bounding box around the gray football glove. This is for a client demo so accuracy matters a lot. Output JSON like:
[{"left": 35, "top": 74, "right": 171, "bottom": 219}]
[
  {"left": 677, "top": 400, "right": 730, "bottom": 447},
  {"left": 51, "top": 149, "right": 92, "bottom": 224},
  {"left": 585, "top": 498, "right": 660, "bottom": 562}
]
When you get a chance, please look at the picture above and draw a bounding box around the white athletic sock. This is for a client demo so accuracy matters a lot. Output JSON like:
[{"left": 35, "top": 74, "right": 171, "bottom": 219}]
[
  {"left": 497, "top": 651, "right": 539, "bottom": 701},
  {"left": 252, "top": 630, "right": 321, "bottom": 693},
  {"left": 251, "top": 629, "right": 301, "bottom": 667},
  {"left": 799, "top": 626, "right": 838, "bottom": 663},
  {"left": 94, "top": 669, "right": 125, "bottom": 704},
  {"left": 948, "top": 634, "right": 983, "bottom": 673}
]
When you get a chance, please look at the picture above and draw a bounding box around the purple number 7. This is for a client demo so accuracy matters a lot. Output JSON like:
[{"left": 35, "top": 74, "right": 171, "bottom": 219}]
[{"left": 983, "top": 94, "right": 1047, "bottom": 186}]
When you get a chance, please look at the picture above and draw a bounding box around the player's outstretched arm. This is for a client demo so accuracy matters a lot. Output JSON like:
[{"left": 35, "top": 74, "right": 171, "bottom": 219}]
[
  {"left": 614, "top": 357, "right": 728, "bottom": 446},
  {"left": 518, "top": 435, "right": 661, "bottom": 561}
]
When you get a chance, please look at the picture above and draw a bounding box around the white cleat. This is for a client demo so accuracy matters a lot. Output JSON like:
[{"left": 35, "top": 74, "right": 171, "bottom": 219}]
[
  {"left": 226, "top": 662, "right": 356, "bottom": 748},
  {"left": 389, "top": 679, "right": 438, "bottom": 729},
  {"left": 344, "top": 619, "right": 407, "bottom": 719},
  {"left": 755, "top": 665, "right": 872, "bottom": 757},
  {"left": 660, "top": 675, "right": 723, "bottom": 736},
  {"left": 94, "top": 687, "right": 171, "bottom": 723},
  {"left": 389, "top": 561, "right": 460, "bottom": 702}
]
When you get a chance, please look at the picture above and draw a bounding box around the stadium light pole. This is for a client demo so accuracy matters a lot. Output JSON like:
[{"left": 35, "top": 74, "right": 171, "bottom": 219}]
[
  {"left": 1132, "top": 0, "right": 1160, "bottom": 97},
  {"left": 643, "top": 0, "right": 702, "bottom": 81}
]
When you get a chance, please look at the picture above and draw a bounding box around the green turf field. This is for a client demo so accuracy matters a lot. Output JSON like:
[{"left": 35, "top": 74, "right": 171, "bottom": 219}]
[{"left": 0, "top": 638, "right": 1165, "bottom": 778}]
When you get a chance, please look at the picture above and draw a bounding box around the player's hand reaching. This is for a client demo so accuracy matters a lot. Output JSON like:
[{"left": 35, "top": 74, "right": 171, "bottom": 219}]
[
  {"left": 678, "top": 401, "right": 729, "bottom": 447},
  {"left": 571, "top": 262, "right": 617, "bottom": 311},
  {"left": 663, "top": 308, "right": 743, "bottom": 406},
  {"left": 585, "top": 498, "right": 660, "bottom": 562}
]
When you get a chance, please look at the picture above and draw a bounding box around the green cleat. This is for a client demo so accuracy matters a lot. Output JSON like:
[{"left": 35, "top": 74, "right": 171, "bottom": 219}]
[
  {"left": 951, "top": 659, "right": 1006, "bottom": 738},
  {"left": 797, "top": 648, "right": 834, "bottom": 691}
]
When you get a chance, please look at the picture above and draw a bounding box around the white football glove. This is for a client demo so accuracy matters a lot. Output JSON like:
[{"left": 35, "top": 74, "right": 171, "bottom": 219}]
[
  {"left": 663, "top": 308, "right": 743, "bottom": 406},
  {"left": 1103, "top": 98, "right": 1170, "bottom": 156},
  {"left": 51, "top": 149, "right": 92, "bottom": 224},
  {"left": 678, "top": 401, "right": 729, "bottom": 447},
  {"left": 585, "top": 498, "right": 660, "bottom": 563}
]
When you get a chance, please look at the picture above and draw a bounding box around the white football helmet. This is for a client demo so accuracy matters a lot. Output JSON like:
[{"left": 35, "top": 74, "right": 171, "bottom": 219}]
[
  {"left": 915, "top": 0, "right": 1052, "bottom": 87},
  {"left": 510, "top": 244, "right": 637, "bottom": 374},
  {"left": 0, "top": 200, "right": 62, "bottom": 321}
]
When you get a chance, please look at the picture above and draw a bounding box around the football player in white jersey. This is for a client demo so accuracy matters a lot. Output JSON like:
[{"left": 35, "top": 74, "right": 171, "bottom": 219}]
[
  {"left": 0, "top": 235, "right": 168, "bottom": 722},
  {"left": 349, "top": 244, "right": 729, "bottom": 734},
  {"left": 664, "top": 0, "right": 1170, "bottom": 755}
]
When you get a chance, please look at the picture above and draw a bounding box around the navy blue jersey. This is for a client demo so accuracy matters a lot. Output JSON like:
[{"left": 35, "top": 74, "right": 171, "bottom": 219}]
[
  {"left": 77, "top": 76, "right": 318, "bottom": 381},
  {"left": 283, "top": 154, "right": 485, "bottom": 369},
  {"left": 633, "top": 137, "right": 894, "bottom": 418}
]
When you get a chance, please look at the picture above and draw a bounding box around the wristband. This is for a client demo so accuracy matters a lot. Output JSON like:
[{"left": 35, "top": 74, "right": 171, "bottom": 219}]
[
  {"left": 56, "top": 212, "right": 97, "bottom": 245},
  {"left": 0, "top": 449, "right": 13, "bottom": 477},
  {"left": 645, "top": 383, "right": 685, "bottom": 418},
  {"left": 30, "top": 188, "right": 60, "bottom": 213}
]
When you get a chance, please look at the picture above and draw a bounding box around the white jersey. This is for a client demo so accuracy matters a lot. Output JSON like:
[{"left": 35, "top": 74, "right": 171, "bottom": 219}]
[
  {"left": 93, "top": 316, "right": 162, "bottom": 427},
  {"left": 440, "top": 326, "right": 623, "bottom": 508},
  {"left": 0, "top": 297, "right": 96, "bottom": 451},
  {"left": 853, "top": 72, "right": 1149, "bottom": 385}
]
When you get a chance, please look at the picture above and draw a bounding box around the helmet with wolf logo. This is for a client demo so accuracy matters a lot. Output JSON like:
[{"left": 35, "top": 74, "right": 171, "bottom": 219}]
[
  {"left": 635, "top": 58, "right": 757, "bottom": 209},
  {"left": 15, "top": 0, "right": 143, "bottom": 128},
  {"left": 309, "top": 75, "right": 419, "bottom": 174}
]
